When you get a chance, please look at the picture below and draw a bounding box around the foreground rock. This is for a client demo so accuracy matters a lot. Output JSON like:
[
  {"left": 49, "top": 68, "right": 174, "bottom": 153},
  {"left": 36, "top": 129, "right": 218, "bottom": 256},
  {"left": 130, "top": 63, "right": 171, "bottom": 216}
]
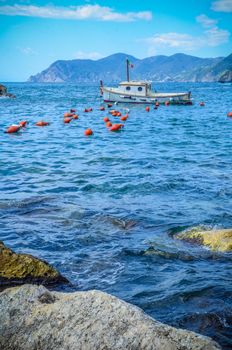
[
  {"left": 175, "top": 228, "right": 232, "bottom": 252},
  {"left": 0, "top": 84, "right": 16, "bottom": 98},
  {"left": 0, "top": 242, "right": 68, "bottom": 287},
  {"left": 0, "top": 285, "right": 220, "bottom": 350}
]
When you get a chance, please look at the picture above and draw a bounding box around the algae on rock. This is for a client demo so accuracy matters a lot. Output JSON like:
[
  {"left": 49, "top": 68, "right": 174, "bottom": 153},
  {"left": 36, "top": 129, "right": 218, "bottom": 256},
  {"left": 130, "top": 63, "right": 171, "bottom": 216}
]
[
  {"left": 175, "top": 228, "right": 232, "bottom": 252},
  {"left": 0, "top": 241, "right": 68, "bottom": 287}
]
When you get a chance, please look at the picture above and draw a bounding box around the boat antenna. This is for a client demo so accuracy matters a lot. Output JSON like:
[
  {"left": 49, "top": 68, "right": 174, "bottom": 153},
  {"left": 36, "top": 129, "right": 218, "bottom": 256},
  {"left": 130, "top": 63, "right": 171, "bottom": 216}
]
[{"left": 126, "top": 58, "right": 130, "bottom": 82}]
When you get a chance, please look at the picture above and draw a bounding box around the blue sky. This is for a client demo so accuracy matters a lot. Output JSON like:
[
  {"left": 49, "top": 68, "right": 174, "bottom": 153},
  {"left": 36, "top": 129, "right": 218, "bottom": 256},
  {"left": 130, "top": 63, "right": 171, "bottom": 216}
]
[{"left": 0, "top": 0, "right": 231, "bottom": 81}]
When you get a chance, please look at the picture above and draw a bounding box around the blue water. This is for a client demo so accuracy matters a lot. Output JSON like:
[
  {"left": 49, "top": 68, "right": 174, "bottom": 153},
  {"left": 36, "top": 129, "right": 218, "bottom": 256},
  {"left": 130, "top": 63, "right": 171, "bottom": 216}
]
[{"left": 1, "top": 82, "right": 232, "bottom": 348}]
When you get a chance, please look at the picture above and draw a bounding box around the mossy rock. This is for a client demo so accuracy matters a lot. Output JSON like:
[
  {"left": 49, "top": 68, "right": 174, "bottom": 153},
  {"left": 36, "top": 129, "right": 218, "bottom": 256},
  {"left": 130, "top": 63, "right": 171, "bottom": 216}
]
[
  {"left": 0, "top": 241, "right": 69, "bottom": 287},
  {"left": 175, "top": 228, "right": 232, "bottom": 252}
]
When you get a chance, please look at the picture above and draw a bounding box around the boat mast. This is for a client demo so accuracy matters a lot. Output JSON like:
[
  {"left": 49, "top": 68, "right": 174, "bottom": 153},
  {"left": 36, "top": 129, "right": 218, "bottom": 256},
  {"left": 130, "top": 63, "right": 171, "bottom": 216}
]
[{"left": 126, "top": 58, "right": 130, "bottom": 82}]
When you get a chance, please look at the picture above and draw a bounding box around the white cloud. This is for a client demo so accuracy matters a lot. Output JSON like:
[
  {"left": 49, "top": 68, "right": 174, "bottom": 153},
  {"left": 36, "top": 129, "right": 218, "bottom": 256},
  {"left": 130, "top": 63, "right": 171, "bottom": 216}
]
[
  {"left": 73, "top": 51, "right": 103, "bottom": 60},
  {"left": 146, "top": 33, "right": 196, "bottom": 49},
  {"left": 211, "top": 0, "right": 232, "bottom": 12},
  {"left": 0, "top": 4, "right": 152, "bottom": 22},
  {"left": 18, "top": 47, "right": 37, "bottom": 55},
  {"left": 144, "top": 14, "right": 230, "bottom": 54},
  {"left": 196, "top": 14, "right": 218, "bottom": 28}
]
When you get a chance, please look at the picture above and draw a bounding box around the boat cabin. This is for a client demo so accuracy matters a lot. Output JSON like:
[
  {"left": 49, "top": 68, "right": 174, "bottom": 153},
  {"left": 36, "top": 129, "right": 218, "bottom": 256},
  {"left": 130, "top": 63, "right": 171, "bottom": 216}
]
[{"left": 118, "top": 81, "right": 152, "bottom": 97}]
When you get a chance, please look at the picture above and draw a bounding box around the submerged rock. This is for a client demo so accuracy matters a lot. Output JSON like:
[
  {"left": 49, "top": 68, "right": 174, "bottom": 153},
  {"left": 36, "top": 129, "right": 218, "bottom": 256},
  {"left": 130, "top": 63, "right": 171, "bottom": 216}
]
[
  {"left": 0, "top": 284, "right": 220, "bottom": 350},
  {"left": 0, "top": 84, "right": 16, "bottom": 98},
  {"left": 0, "top": 242, "right": 68, "bottom": 288},
  {"left": 174, "top": 228, "right": 232, "bottom": 252}
]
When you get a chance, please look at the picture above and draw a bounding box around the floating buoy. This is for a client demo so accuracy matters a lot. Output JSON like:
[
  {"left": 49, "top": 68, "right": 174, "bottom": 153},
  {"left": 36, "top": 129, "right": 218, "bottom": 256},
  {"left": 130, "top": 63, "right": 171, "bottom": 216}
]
[
  {"left": 106, "top": 122, "right": 112, "bottom": 128},
  {"left": 70, "top": 109, "right": 76, "bottom": 113},
  {"left": 107, "top": 103, "right": 113, "bottom": 108},
  {"left": 100, "top": 106, "right": 105, "bottom": 111},
  {"left": 200, "top": 102, "right": 205, "bottom": 106},
  {"left": 109, "top": 110, "right": 116, "bottom": 115},
  {"left": 19, "top": 120, "right": 27, "bottom": 127},
  {"left": 110, "top": 124, "right": 123, "bottom": 132},
  {"left": 84, "top": 108, "right": 93, "bottom": 113},
  {"left": 227, "top": 112, "right": 232, "bottom": 117},
  {"left": 103, "top": 117, "right": 110, "bottom": 122},
  {"left": 117, "top": 112, "right": 121, "bottom": 117},
  {"left": 64, "top": 112, "right": 73, "bottom": 118},
  {"left": 145, "top": 106, "right": 150, "bottom": 112},
  {"left": 64, "top": 117, "right": 72, "bottom": 123},
  {"left": 35, "top": 121, "right": 49, "bottom": 127},
  {"left": 112, "top": 112, "right": 118, "bottom": 117},
  {"left": 84, "top": 128, "right": 93, "bottom": 136},
  {"left": 72, "top": 114, "right": 78, "bottom": 119},
  {"left": 155, "top": 102, "right": 159, "bottom": 107},
  {"left": 120, "top": 115, "right": 128, "bottom": 121},
  {"left": 5, "top": 125, "right": 21, "bottom": 133},
  {"left": 165, "top": 101, "right": 170, "bottom": 106}
]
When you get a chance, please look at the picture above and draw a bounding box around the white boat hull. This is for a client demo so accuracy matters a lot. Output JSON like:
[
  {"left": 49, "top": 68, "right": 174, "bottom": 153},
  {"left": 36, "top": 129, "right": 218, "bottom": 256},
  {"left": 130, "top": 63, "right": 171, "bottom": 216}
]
[{"left": 103, "top": 88, "right": 192, "bottom": 105}]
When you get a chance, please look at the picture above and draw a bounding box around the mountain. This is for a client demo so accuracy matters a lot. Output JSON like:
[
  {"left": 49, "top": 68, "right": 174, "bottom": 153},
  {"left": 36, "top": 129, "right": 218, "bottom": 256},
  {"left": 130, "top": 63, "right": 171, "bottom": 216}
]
[{"left": 28, "top": 52, "right": 232, "bottom": 83}]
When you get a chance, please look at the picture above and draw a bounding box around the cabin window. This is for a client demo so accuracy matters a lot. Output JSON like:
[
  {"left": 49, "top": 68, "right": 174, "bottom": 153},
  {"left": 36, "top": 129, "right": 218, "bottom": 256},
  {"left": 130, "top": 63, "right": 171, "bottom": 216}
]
[
  {"left": 138, "top": 87, "right": 143, "bottom": 91},
  {"left": 126, "top": 86, "right": 131, "bottom": 91}
]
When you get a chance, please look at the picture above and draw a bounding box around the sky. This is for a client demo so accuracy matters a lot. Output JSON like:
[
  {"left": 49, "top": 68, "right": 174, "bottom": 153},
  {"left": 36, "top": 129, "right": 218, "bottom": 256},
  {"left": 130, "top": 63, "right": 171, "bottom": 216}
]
[{"left": 0, "top": 0, "right": 232, "bottom": 81}]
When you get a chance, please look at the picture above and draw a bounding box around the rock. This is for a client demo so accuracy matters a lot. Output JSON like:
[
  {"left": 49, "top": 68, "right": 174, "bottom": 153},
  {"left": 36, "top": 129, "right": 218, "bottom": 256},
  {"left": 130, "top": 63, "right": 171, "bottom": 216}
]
[
  {"left": 0, "top": 242, "right": 68, "bottom": 288},
  {"left": 0, "top": 84, "right": 16, "bottom": 98},
  {"left": 0, "top": 284, "right": 220, "bottom": 350},
  {"left": 174, "top": 228, "right": 232, "bottom": 252},
  {"left": 218, "top": 70, "right": 232, "bottom": 83}
]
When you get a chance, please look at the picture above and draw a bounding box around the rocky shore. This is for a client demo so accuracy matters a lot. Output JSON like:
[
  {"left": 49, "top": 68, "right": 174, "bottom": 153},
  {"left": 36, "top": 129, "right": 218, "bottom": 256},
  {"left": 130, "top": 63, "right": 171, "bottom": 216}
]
[
  {"left": 0, "top": 84, "right": 16, "bottom": 98},
  {"left": 1, "top": 235, "right": 229, "bottom": 349},
  {"left": 0, "top": 284, "right": 221, "bottom": 350}
]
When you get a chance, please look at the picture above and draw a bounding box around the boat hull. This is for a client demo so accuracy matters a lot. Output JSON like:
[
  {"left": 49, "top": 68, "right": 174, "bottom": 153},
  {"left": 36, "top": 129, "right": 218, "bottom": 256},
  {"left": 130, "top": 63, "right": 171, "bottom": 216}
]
[{"left": 103, "top": 89, "right": 192, "bottom": 105}]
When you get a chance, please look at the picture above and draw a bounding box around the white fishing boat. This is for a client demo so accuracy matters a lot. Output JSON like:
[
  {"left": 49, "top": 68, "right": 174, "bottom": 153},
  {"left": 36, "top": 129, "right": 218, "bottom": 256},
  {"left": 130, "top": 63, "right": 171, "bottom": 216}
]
[{"left": 100, "top": 59, "right": 192, "bottom": 105}]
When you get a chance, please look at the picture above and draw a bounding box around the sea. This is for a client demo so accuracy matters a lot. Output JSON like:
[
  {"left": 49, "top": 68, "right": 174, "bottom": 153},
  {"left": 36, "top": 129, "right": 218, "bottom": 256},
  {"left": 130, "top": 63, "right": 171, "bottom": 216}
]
[{"left": 0, "top": 82, "right": 232, "bottom": 349}]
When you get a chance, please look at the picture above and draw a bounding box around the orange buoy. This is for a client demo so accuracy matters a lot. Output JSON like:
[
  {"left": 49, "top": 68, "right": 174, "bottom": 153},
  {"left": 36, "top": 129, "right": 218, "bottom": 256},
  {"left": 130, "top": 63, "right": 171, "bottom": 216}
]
[
  {"left": 200, "top": 102, "right": 205, "bottom": 106},
  {"left": 117, "top": 112, "right": 121, "bottom": 117},
  {"left": 227, "top": 112, "right": 232, "bottom": 117},
  {"left": 64, "top": 117, "right": 72, "bottom": 123},
  {"left": 64, "top": 112, "right": 73, "bottom": 118},
  {"left": 165, "top": 101, "right": 170, "bottom": 106},
  {"left": 108, "top": 103, "right": 113, "bottom": 108},
  {"left": 5, "top": 125, "right": 21, "bottom": 133},
  {"left": 72, "top": 114, "right": 78, "bottom": 119},
  {"left": 145, "top": 106, "right": 150, "bottom": 112},
  {"left": 100, "top": 106, "right": 105, "bottom": 111},
  {"left": 35, "top": 121, "right": 49, "bottom": 127},
  {"left": 155, "top": 102, "right": 159, "bottom": 107},
  {"left": 84, "top": 128, "right": 93, "bottom": 136},
  {"left": 109, "top": 110, "right": 116, "bottom": 115},
  {"left": 19, "top": 120, "right": 27, "bottom": 127},
  {"left": 120, "top": 116, "right": 128, "bottom": 121},
  {"left": 110, "top": 123, "right": 123, "bottom": 132},
  {"left": 103, "top": 117, "right": 110, "bottom": 122},
  {"left": 106, "top": 122, "right": 112, "bottom": 128}
]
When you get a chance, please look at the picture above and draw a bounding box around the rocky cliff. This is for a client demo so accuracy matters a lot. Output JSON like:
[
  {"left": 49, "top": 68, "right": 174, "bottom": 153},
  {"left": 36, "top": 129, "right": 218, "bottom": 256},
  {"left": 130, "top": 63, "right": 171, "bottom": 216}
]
[{"left": 28, "top": 52, "right": 232, "bottom": 83}]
